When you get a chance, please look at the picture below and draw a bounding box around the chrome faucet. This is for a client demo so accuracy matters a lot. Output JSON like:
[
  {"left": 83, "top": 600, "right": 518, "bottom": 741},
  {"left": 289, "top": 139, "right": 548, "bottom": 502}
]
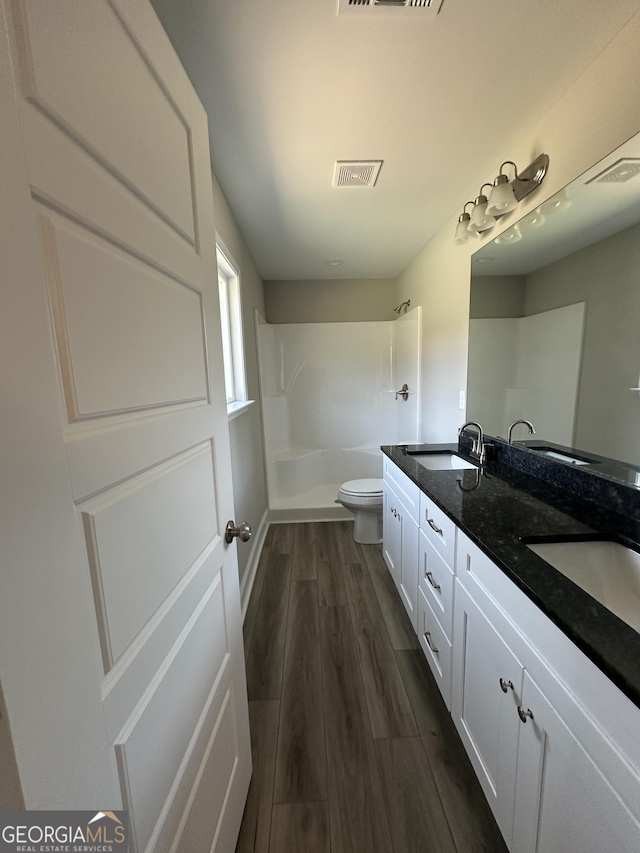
[
  {"left": 458, "top": 421, "right": 491, "bottom": 465},
  {"left": 508, "top": 420, "right": 536, "bottom": 444}
]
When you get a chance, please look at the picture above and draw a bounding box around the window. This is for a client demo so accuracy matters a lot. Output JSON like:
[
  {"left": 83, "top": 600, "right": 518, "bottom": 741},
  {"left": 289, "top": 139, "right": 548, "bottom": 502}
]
[{"left": 216, "top": 241, "right": 252, "bottom": 419}]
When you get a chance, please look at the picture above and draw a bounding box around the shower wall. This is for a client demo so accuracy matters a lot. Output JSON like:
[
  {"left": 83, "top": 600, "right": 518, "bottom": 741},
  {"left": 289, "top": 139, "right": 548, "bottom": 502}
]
[{"left": 256, "top": 309, "right": 420, "bottom": 513}]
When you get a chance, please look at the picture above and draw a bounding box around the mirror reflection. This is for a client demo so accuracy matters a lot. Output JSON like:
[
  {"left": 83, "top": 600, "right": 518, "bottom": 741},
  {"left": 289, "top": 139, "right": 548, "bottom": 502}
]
[{"left": 468, "top": 131, "right": 640, "bottom": 467}]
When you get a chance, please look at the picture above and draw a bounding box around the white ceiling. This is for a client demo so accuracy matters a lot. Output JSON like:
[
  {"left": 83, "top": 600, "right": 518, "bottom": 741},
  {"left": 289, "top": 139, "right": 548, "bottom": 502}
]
[{"left": 151, "top": 0, "right": 640, "bottom": 281}]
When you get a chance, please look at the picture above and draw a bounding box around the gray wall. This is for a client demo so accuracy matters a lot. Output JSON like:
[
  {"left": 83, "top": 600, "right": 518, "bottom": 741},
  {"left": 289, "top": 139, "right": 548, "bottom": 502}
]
[
  {"left": 264, "top": 278, "right": 397, "bottom": 324},
  {"left": 212, "top": 174, "right": 268, "bottom": 588},
  {"left": 524, "top": 222, "right": 640, "bottom": 464},
  {"left": 470, "top": 275, "right": 525, "bottom": 319}
]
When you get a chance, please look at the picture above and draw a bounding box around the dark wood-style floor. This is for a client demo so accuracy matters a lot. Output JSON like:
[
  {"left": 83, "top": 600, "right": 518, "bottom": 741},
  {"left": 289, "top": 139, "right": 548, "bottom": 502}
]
[{"left": 236, "top": 521, "right": 508, "bottom": 853}]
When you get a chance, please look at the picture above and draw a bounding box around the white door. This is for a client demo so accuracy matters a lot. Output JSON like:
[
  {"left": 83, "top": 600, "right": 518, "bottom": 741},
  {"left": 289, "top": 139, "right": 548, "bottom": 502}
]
[{"left": 0, "top": 1, "right": 251, "bottom": 851}]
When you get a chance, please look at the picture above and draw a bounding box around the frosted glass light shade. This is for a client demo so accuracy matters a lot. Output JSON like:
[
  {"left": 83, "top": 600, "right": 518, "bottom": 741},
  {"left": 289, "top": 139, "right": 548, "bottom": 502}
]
[
  {"left": 455, "top": 215, "right": 474, "bottom": 244},
  {"left": 486, "top": 176, "right": 518, "bottom": 216},
  {"left": 468, "top": 199, "right": 496, "bottom": 233}
]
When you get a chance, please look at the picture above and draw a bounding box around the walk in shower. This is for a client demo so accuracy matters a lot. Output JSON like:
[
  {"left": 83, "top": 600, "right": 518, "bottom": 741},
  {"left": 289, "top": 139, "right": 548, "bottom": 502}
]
[{"left": 256, "top": 308, "right": 421, "bottom": 516}]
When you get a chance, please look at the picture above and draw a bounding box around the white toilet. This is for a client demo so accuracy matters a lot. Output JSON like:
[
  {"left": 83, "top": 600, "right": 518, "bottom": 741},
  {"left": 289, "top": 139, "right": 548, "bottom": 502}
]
[{"left": 337, "top": 478, "right": 384, "bottom": 544}]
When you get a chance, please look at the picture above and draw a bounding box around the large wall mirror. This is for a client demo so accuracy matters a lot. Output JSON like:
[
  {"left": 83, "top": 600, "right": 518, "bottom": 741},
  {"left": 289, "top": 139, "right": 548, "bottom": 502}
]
[{"left": 467, "top": 130, "right": 640, "bottom": 468}]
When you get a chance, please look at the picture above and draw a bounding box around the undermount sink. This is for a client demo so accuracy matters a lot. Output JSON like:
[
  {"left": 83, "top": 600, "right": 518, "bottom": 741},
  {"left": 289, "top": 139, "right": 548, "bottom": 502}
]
[
  {"left": 530, "top": 447, "right": 596, "bottom": 466},
  {"left": 411, "top": 452, "right": 477, "bottom": 471},
  {"left": 525, "top": 539, "right": 640, "bottom": 633}
]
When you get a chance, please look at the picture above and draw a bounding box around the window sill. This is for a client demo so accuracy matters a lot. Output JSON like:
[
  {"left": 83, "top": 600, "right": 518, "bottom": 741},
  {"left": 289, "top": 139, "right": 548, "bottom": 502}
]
[{"left": 227, "top": 400, "right": 255, "bottom": 421}]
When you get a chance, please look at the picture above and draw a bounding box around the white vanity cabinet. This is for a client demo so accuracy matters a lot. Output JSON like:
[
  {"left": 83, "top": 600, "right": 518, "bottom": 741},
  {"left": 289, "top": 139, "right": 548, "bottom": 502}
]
[
  {"left": 453, "top": 529, "right": 640, "bottom": 853},
  {"left": 382, "top": 457, "right": 420, "bottom": 631}
]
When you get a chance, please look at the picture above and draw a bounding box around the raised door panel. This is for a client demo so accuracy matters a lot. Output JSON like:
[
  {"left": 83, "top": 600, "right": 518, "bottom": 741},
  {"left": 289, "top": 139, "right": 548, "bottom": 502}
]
[
  {"left": 452, "top": 580, "right": 522, "bottom": 847},
  {"left": 40, "top": 209, "right": 208, "bottom": 421},
  {"left": 16, "top": 0, "right": 196, "bottom": 243},
  {"left": 512, "top": 671, "right": 640, "bottom": 853},
  {"left": 81, "top": 442, "right": 218, "bottom": 666}
]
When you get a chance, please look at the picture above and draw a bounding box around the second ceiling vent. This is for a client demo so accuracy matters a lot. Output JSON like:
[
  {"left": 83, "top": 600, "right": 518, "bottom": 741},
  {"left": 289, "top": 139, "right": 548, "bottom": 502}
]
[{"left": 333, "top": 160, "right": 383, "bottom": 188}]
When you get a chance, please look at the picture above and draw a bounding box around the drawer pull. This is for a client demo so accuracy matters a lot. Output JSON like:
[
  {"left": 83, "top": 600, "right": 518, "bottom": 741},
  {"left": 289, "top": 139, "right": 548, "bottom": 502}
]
[
  {"left": 518, "top": 706, "right": 534, "bottom": 723},
  {"left": 427, "top": 518, "right": 443, "bottom": 536},
  {"left": 425, "top": 570, "right": 441, "bottom": 592},
  {"left": 499, "top": 678, "right": 514, "bottom": 693},
  {"left": 424, "top": 631, "right": 439, "bottom": 655}
]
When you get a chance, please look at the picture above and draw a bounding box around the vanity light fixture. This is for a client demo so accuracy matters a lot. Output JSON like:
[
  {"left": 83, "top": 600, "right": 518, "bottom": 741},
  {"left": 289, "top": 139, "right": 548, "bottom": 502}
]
[
  {"left": 454, "top": 153, "right": 549, "bottom": 244},
  {"left": 454, "top": 202, "right": 478, "bottom": 245},
  {"left": 486, "top": 162, "right": 520, "bottom": 216},
  {"left": 468, "top": 184, "right": 497, "bottom": 233}
]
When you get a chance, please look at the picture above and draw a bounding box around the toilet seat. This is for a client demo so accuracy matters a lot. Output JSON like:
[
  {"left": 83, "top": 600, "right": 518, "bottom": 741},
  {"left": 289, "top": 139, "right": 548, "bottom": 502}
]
[{"left": 339, "top": 478, "right": 383, "bottom": 497}]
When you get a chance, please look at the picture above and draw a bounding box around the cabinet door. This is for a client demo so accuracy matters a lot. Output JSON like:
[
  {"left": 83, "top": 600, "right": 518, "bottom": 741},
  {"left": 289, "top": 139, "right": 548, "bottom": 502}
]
[
  {"left": 513, "top": 670, "right": 640, "bottom": 853},
  {"left": 383, "top": 485, "right": 401, "bottom": 588},
  {"left": 452, "top": 580, "right": 522, "bottom": 846},
  {"left": 398, "top": 508, "right": 419, "bottom": 631},
  {"left": 383, "top": 483, "right": 419, "bottom": 630}
]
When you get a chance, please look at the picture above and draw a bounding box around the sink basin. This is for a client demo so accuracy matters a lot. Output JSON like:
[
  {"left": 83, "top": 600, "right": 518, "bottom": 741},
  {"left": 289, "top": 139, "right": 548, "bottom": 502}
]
[
  {"left": 525, "top": 539, "right": 640, "bottom": 633},
  {"left": 530, "top": 447, "right": 596, "bottom": 466},
  {"left": 411, "top": 453, "right": 477, "bottom": 471}
]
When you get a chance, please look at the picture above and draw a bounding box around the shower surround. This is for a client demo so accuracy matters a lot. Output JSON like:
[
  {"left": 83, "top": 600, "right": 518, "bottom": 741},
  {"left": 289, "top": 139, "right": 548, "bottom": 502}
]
[{"left": 256, "top": 309, "right": 420, "bottom": 518}]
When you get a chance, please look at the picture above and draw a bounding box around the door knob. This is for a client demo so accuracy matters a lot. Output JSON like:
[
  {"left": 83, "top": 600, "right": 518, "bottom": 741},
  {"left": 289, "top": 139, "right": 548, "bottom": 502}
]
[{"left": 225, "top": 520, "right": 252, "bottom": 544}]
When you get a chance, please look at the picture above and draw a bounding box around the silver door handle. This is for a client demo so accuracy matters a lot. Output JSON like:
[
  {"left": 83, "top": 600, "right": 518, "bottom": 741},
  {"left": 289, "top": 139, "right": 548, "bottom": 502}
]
[
  {"left": 225, "top": 520, "right": 252, "bottom": 544},
  {"left": 395, "top": 384, "right": 409, "bottom": 401}
]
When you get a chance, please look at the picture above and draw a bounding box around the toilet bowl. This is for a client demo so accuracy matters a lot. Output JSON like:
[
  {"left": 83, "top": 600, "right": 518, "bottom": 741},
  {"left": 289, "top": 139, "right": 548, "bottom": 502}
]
[{"left": 337, "top": 478, "right": 383, "bottom": 544}]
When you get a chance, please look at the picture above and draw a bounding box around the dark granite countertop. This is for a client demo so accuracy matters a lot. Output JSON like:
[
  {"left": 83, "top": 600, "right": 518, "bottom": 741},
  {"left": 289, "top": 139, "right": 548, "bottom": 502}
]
[{"left": 381, "top": 443, "right": 640, "bottom": 710}]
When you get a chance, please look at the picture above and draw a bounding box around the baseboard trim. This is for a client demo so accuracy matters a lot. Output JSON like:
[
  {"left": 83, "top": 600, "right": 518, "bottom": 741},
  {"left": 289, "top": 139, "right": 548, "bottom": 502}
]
[
  {"left": 267, "top": 506, "right": 351, "bottom": 523},
  {"left": 239, "top": 508, "right": 269, "bottom": 622}
]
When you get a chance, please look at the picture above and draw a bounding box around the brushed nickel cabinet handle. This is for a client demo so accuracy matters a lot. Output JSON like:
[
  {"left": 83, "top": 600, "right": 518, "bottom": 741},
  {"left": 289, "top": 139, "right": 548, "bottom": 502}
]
[
  {"left": 427, "top": 518, "right": 443, "bottom": 536},
  {"left": 425, "top": 570, "right": 441, "bottom": 592},
  {"left": 518, "top": 706, "right": 534, "bottom": 723},
  {"left": 500, "top": 678, "right": 514, "bottom": 693},
  {"left": 424, "top": 631, "right": 439, "bottom": 655}
]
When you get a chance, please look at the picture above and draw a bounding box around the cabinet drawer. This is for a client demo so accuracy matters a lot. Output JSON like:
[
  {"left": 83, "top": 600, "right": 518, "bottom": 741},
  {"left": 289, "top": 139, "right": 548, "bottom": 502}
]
[
  {"left": 420, "top": 491, "right": 456, "bottom": 568},
  {"left": 419, "top": 529, "right": 454, "bottom": 640},
  {"left": 418, "top": 587, "right": 452, "bottom": 710},
  {"left": 383, "top": 458, "right": 419, "bottom": 524}
]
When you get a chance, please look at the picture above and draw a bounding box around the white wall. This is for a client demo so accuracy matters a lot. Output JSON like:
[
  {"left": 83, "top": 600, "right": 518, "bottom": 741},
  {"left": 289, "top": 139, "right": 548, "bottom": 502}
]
[
  {"left": 396, "top": 10, "right": 640, "bottom": 443},
  {"left": 211, "top": 174, "right": 268, "bottom": 587}
]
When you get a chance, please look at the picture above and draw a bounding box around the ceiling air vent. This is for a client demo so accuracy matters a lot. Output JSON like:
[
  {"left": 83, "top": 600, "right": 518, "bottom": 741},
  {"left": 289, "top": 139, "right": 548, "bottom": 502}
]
[
  {"left": 338, "top": 0, "right": 444, "bottom": 17},
  {"left": 586, "top": 158, "right": 640, "bottom": 185},
  {"left": 333, "top": 160, "right": 383, "bottom": 188}
]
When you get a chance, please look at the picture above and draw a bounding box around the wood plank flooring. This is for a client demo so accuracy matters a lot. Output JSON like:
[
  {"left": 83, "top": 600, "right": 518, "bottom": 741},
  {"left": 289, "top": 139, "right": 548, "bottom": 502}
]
[{"left": 237, "top": 521, "right": 508, "bottom": 853}]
